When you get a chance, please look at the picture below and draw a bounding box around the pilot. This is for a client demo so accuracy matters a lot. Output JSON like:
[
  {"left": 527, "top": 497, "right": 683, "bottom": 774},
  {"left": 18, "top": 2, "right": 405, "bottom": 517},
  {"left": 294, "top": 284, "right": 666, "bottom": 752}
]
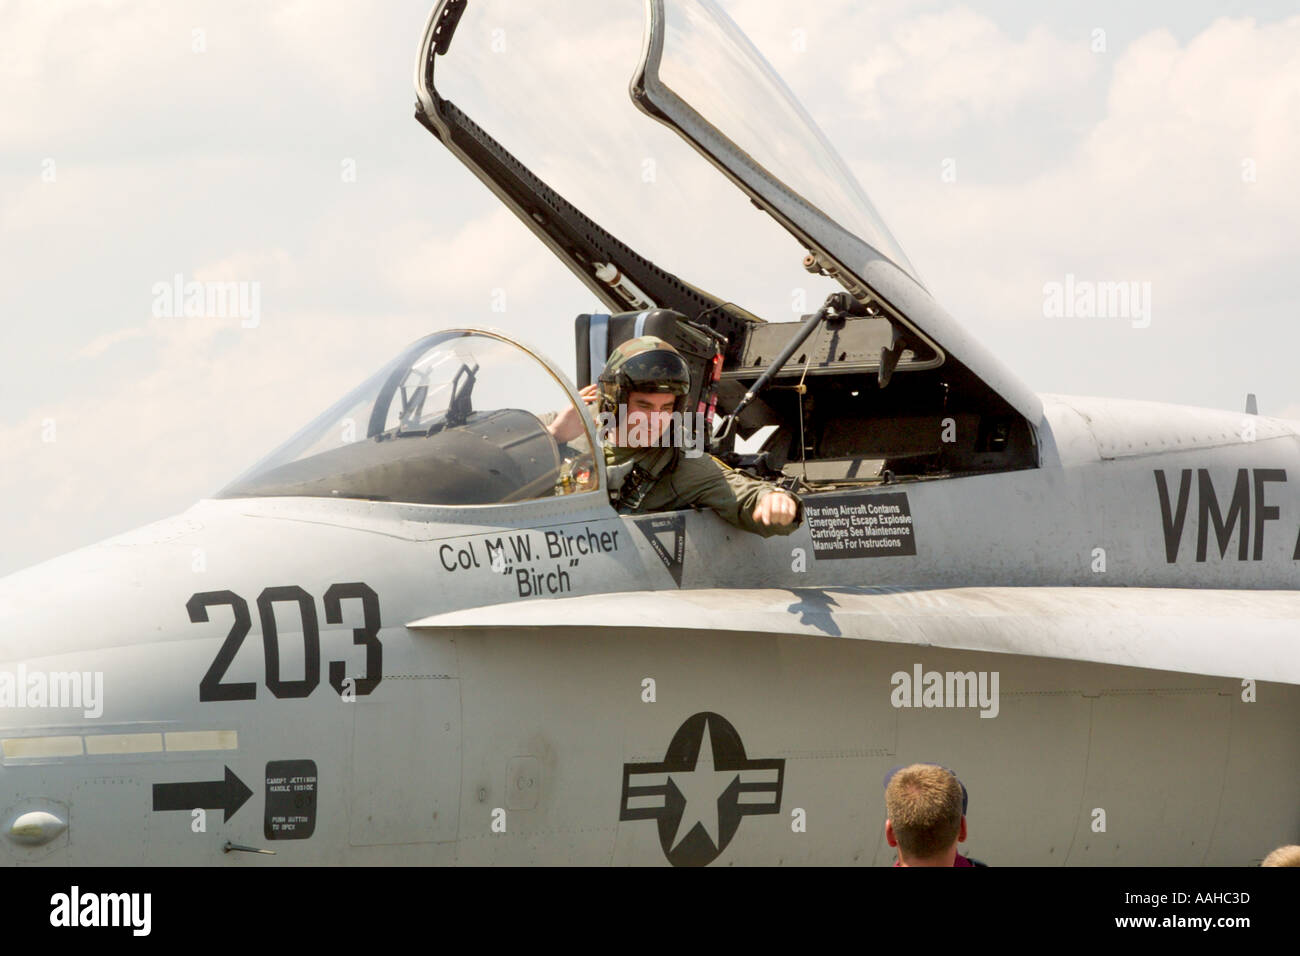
[{"left": 547, "top": 336, "right": 802, "bottom": 536}]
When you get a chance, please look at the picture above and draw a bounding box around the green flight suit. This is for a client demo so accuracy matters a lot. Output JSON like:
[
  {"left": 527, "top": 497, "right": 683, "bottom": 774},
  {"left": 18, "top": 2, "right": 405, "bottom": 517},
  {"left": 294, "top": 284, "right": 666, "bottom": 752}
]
[
  {"left": 602, "top": 442, "right": 803, "bottom": 538},
  {"left": 542, "top": 409, "right": 802, "bottom": 536}
]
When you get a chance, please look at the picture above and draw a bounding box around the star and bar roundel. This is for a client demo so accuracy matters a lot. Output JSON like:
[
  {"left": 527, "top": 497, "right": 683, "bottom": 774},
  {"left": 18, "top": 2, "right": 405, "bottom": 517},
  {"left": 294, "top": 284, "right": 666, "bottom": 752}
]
[{"left": 619, "top": 712, "right": 786, "bottom": 867}]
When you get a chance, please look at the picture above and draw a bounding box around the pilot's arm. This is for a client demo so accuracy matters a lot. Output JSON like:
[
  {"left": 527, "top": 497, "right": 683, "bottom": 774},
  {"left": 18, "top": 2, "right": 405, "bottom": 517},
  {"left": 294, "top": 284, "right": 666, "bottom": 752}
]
[
  {"left": 539, "top": 394, "right": 597, "bottom": 493},
  {"left": 546, "top": 384, "right": 599, "bottom": 443},
  {"left": 667, "top": 454, "right": 803, "bottom": 538}
]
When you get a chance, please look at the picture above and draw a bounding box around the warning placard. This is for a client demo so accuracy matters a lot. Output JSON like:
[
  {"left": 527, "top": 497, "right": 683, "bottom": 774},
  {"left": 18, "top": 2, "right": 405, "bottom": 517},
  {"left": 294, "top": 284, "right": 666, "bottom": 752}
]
[
  {"left": 265, "top": 759, "right": 318, "bottom": 841},
  {"left": 805, "top": 492, "right": 917, "bottom": 559}
]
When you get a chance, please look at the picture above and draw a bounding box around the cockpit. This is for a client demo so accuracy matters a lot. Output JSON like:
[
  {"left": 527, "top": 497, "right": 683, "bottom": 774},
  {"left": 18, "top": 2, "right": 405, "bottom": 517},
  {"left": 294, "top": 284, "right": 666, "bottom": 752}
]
[{"left": 218, "top": 331, "right": 598, "bottom": 506}]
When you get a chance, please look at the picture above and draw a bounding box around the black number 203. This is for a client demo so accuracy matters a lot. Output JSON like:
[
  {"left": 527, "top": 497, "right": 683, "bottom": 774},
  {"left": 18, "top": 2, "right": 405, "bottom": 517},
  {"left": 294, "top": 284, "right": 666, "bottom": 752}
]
[{"left": 188, "top": 583, "right": 382, "bottom": 702}]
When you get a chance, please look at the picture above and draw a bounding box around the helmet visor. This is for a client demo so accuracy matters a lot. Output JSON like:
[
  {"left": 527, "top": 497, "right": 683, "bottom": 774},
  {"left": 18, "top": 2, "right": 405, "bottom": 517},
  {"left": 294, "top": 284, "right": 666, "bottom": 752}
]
[{"left": 617, "top": 350, "right": 691, "bottom": 394}]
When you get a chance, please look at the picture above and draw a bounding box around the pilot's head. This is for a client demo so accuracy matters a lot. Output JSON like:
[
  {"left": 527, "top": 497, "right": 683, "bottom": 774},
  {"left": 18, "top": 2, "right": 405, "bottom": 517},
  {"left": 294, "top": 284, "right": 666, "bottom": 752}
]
[
  {"left": 598, "top": 336, "right": 691, "bottom": 448},
  {"left": 883, "top": 764, "right": 968, "bottom": 867}
]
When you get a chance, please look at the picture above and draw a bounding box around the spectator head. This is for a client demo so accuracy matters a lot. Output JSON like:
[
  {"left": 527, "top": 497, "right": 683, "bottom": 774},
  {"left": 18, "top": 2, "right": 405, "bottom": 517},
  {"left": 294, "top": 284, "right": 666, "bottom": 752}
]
[
  {"left": 884, "top": 763, "right": 967, "bottom": 866},
  {"left": 1262, "top": 845, "right": 1300, "bottom": 866}
]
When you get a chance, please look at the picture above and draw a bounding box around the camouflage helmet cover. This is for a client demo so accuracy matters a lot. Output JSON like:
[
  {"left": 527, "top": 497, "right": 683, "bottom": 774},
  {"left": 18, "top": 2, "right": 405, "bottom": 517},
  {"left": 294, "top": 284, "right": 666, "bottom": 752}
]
[{"left": 597, "top": 335, "right": 692, "bottom": 414}]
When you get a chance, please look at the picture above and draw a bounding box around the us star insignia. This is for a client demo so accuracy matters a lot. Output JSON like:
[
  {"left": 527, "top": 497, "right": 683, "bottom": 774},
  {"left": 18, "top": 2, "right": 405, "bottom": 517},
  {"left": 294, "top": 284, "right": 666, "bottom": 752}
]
[{"left": 619, "top": 712, "right": 785, "bottom": 866}]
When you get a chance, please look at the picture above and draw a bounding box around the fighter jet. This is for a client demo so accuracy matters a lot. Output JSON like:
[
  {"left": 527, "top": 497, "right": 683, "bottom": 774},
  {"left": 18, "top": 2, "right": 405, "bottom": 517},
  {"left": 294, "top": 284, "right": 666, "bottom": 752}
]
[{"left": 2, "top": 0, "right": 1296, "bottom": 867}]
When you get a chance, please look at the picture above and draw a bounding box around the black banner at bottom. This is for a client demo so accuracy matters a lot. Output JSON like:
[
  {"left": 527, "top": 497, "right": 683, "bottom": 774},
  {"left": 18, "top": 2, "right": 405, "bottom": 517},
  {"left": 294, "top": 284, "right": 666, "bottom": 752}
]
[{"left": 9, "top": 865, "right": 1292, "bottom": 941}]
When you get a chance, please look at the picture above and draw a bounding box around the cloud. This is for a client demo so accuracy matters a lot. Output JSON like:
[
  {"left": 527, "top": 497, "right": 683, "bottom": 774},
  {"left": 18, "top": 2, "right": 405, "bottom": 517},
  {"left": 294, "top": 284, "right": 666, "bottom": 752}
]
[
  {"left": 845, "top": 7, "right": 1098, "bottom": 136},
  {"left": 0, "top": 303, "right": 437, "bottom": 574},
  {"left": 75, "top": 324, "right": 149, "bottom": 359},
  {"left": 721, "top": 1, "right": 1097, "bottom": 136},
  {"left": 854, "top": 15, "right": 1300, "bottom": 325},
  {"left": 0, "top": 0, "right": 430, "bottom": 152},
  {"left": 193, "top": 248, "right": 299, "bottom": 287},
  {"left": 378, "top": 206, "right": 557, "bottom": 307}
]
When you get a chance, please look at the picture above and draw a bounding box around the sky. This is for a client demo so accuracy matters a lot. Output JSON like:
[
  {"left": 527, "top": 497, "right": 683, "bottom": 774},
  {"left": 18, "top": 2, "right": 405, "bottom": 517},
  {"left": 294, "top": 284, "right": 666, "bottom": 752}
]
[{"left": 2, "top": 0, "right": 1298, "bottom": 576}]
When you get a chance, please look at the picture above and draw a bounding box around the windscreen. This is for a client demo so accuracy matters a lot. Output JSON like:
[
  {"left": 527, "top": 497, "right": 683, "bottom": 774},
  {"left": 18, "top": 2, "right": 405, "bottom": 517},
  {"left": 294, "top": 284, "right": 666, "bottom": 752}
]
[
  {"left": 653, "top": 0, "right": 921, "bottom": 283},
  {"left": 218, "top": 331, "right": 599, "bottom": 505}
]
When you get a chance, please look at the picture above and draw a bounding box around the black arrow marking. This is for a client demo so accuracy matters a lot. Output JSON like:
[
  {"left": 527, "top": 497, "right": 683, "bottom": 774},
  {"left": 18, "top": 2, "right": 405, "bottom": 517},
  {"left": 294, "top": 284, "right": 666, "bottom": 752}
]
[{"left": 152, "top": 766, "right": 252, "bottom": 823}]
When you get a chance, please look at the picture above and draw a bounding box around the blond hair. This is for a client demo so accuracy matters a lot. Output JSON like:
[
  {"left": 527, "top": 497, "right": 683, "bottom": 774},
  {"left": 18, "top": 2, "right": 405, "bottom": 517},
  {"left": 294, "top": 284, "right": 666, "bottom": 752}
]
[
  {"left": 885, "top": 764, "right": 964, "bottom": 861},
  {"left": 1262, "top": 845, "right": 1300, "bottom": 867}
]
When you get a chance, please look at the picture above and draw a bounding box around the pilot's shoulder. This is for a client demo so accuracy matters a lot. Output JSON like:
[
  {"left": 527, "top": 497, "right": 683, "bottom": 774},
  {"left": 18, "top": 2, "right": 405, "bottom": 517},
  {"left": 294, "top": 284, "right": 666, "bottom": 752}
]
[
  {"left": 659, "top": 450, "right": 725, "bottom": 489},
  {"left": 671, "top": 453, "right": 734, "bottom": 479},
  {"left": 705, "top": 454, "right": 774, "bottom": 486},
  {"left": 677, "top": 454, "right": 771, "bottom": 486},
  {"left": 674, "top": 453, "right": 779, "bottom": 491}
]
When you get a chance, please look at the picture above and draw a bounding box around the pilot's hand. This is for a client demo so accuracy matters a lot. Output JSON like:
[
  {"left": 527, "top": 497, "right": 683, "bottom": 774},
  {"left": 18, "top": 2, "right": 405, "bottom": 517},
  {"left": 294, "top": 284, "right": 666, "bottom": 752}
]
[
  {"left": 548, "top": 384, "right": 600, "bottom": 443},
  {"left": 753, "top": 490, "right": 798, "bottom": 526}
]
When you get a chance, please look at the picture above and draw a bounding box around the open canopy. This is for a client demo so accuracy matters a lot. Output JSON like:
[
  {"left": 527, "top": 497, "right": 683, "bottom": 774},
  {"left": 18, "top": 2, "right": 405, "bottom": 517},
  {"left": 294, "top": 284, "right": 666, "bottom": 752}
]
[{"left": 414, "top": 0, "right": 1041, "bottom": 425}]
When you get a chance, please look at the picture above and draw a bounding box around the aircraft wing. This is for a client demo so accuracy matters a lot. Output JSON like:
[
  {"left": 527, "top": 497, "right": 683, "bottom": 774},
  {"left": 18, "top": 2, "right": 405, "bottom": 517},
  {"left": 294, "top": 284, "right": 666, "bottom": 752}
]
[{"left": 408, "top": 586, "right": 1300, "bottom": 685}]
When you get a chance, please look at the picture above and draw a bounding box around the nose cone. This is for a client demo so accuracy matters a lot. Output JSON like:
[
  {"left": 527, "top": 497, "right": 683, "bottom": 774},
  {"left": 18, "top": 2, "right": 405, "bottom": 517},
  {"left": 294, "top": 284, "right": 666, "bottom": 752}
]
[
  {"left": 0, "top": 513, "right": 216, "bottom": 738},
  {"left": 0, "top": 512, "right": 207, "bottom": 663},
  {"left": 0, "top": 510, "right": 242, "bottom": 865}
]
